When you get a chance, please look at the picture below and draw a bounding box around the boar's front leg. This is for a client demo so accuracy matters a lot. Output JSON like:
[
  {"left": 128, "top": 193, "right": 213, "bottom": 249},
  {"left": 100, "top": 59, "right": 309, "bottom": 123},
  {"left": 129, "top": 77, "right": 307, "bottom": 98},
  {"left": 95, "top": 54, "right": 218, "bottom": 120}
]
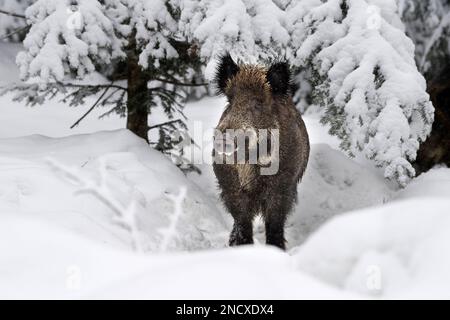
[
  {"left": 223, "top": 194, "right": 255, "bottom": 246},
  {"left": 229, "top": 217, "right": 253, "bottom": 246}
]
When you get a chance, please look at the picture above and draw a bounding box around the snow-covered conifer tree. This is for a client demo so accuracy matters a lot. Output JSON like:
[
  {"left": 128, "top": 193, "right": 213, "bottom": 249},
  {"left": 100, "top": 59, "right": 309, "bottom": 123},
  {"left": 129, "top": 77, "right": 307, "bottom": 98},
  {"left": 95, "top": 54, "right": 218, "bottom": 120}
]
[
  {"left": 176, "top": 0, "right": 434, "bottom": 185},
  {"left": 6, "top": 0, "right": 204, "bottom": 172},
  {"left": 398, "top": 0, "right": 450, "bottom": 174},
  {"left": 174, "top": 0, "right": 290, "bottom": 78},
  {"left": 2, "top": 0, "right": 437, "bottom": 184},
  {"left": 285, "top": 0, "right": 434, "bottom": 186}
]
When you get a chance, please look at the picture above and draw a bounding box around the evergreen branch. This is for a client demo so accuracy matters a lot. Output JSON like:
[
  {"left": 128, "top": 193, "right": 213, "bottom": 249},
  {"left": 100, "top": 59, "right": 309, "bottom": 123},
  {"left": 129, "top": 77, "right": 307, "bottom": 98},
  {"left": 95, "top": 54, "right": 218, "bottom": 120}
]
[
  {"left": 58, "top": 82, "right": 127, "bottom": 91},
  {"left": 48, "top": 86, "right": 59, "bottom": 100},
  {"left": 154, "top": 88, "right": 184, "bottom": 107},
  {"left": 98, "top": 105, "right": 122, "bottom": 119},
  {"left": 153, "top": 77, "right": 208, "bottom": 87},
  {"left": 148, "top": 86, "right": 184, "bottom": 98},
  {"left": 100, "top": 91, "right": 126, "bottom": 116},
  {"left": 148, "top": 119, "right": 182, "bottom": 130},
  {"left": 100, "top": 87, "right": 124, "bottom": 106},
  {"left": 0, "top": 9, "right": 26, "bottom": 19},
  {"left": 70, "top": 82, "right": 114, "bottom": 129}
]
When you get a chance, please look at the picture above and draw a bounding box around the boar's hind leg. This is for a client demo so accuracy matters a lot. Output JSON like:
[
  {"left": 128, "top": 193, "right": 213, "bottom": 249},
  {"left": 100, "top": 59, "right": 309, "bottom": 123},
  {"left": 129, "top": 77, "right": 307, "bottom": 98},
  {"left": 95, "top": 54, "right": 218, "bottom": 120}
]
[
  {"left": 264, "top": 212, "right": 287, "bottom": 250},
  {"left": 262, "top": 186, "right": 297, "bottom": 250}
]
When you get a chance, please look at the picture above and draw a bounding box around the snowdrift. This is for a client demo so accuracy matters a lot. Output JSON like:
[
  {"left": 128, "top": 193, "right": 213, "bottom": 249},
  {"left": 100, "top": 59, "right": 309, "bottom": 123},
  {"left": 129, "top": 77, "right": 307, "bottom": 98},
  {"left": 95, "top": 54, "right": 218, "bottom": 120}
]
[
  {"left": 294, "top": 197, "right": 450, "bottom": 299},
  {"left": 0, "top": 214, "right": 350, "bottom": 299},
  {"left": 1, "top": 129, "right": 449, "bottom": 299},
  {"left": 0, "top": 130, "right": 228, "bottom": 252}
]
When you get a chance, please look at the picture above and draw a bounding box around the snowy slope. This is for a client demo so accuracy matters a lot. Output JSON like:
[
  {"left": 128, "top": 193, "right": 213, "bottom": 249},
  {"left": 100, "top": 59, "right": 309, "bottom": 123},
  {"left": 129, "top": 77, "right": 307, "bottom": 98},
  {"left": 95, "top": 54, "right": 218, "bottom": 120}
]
[
  {"left": 0, "top": 128, "right": 383, "bottom": 299},
  {"left": 0, "top": 130, "right": 228, "bottom": 252},
  {"left": 0, "top": 127, "right": 369, "bottom": 299},
  {"left": 1, "top": 127, "right": 449, "bottom": 299},
  {"left": 1, "top": 213, "right": 354, "bottom": 299},
  {"left": 1, "top": 42, "right": 450, "bottom": 299},
  {"left": 294, "top": 197, "right": 450, "bottom": 299}
]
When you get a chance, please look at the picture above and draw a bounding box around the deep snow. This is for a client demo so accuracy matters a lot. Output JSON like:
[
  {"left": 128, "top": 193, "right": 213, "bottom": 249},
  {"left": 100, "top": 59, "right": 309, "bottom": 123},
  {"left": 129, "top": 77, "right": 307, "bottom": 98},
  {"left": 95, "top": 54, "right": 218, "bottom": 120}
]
[{"left": 1, "top": 42, "right": 450, "bottom": 299}]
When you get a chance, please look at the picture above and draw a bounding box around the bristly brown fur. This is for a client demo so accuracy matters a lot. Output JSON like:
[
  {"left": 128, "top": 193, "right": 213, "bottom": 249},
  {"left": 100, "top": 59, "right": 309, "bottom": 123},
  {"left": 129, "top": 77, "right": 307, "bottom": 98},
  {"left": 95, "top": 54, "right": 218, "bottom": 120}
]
[{"left": 225, "top": 65, "right": 271, "bottom": 98}]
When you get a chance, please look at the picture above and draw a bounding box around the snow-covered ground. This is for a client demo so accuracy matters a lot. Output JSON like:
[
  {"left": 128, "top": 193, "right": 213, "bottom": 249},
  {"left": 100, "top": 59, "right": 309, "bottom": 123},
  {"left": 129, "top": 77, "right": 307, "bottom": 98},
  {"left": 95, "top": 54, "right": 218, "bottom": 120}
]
[{"left": 1, "top": 43, "right": 450, "bottom": 299}]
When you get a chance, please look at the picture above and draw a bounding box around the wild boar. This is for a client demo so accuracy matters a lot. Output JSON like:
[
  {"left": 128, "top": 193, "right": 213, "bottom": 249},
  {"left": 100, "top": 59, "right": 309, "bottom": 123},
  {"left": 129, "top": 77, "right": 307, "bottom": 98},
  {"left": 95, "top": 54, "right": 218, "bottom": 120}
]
[{"left": 212, "top": 54, "right": 310, "bottom": 250}]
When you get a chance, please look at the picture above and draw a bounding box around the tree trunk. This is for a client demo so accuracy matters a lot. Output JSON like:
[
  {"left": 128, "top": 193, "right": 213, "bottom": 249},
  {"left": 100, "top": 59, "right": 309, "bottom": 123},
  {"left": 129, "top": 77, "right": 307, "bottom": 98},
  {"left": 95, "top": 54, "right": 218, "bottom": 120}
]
[{"left": 126, "top": 33, "right": 150, "bottom": 142}]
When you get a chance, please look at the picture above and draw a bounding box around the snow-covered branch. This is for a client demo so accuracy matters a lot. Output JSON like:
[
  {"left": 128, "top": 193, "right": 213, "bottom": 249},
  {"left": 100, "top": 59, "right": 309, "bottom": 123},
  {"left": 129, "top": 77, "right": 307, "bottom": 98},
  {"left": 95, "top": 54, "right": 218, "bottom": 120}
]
[
  {"left": 47, "top": 157, "right": 143, "bottom": 252},
  {"left": 158, "top": 187, "right": 187, "bottom": 252},
  {"left": 286, "top": 0, "right": 434, "bottom": 186},
  {"left": 17, "top": 0, "right": 127, "bottom": 82},
  {"left": 175, "top": 0, "right": 290, "bottom": 77}
]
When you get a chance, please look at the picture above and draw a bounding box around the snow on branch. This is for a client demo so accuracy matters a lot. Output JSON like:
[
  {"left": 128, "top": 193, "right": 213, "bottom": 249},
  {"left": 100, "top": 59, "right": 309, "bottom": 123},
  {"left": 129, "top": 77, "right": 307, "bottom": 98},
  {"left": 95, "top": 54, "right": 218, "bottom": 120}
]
[
  {"left": 175, "top": 0, "right": 290, "bottom": 78},
  {"left": 286, "top": 0, "right": 434, "bottom": 186},
  {"left": 17, "top": 0, "right": 127, "bottom": 82},
  {"left": 158, "top": 187, "right": 187, "bottom": 252},
  {"left": 47, "top": 157, "right": 143, "bottom": 252},
  {"left": 129, "top": 0, "right": 179, "bottom": 69}
]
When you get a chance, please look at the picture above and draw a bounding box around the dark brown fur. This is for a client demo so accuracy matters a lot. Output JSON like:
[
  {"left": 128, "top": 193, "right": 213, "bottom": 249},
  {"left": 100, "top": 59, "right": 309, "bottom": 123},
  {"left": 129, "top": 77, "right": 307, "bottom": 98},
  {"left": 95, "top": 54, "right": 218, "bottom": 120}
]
[{"left": 212, "top": 55, "right": 310, "bottom": 250}]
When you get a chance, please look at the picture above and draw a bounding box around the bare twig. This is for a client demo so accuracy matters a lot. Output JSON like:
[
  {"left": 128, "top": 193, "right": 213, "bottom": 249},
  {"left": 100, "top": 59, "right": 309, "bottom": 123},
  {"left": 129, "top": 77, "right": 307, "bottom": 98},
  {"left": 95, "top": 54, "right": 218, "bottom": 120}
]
[
  {"left": 0, "top": 25, "right": 30, "bottom": 41},
  {"left": 59, "top": 81, "right": 127, "bottom": 91},
  {"left": 70, "top": 82, "right": 114, "bottom": 129},
  {"left": 158, "top": 187, "right": 187, "bottom": 252},
  {"left": 48, "top": 157, "right": 143, "bottom": 252},
  {"left": 0, "top": 9, "right": 26, "bottom": 19}
]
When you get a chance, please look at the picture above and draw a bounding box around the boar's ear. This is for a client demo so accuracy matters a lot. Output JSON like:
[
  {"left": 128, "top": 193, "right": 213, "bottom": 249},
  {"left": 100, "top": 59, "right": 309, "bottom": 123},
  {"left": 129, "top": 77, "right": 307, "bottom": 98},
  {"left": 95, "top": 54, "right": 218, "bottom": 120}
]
[
  {"left": 215, "top": 53, "right": 239, "bottom": 95},
  {"left": 267, "top": 62, "right": 291, "bottom": 96}
]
